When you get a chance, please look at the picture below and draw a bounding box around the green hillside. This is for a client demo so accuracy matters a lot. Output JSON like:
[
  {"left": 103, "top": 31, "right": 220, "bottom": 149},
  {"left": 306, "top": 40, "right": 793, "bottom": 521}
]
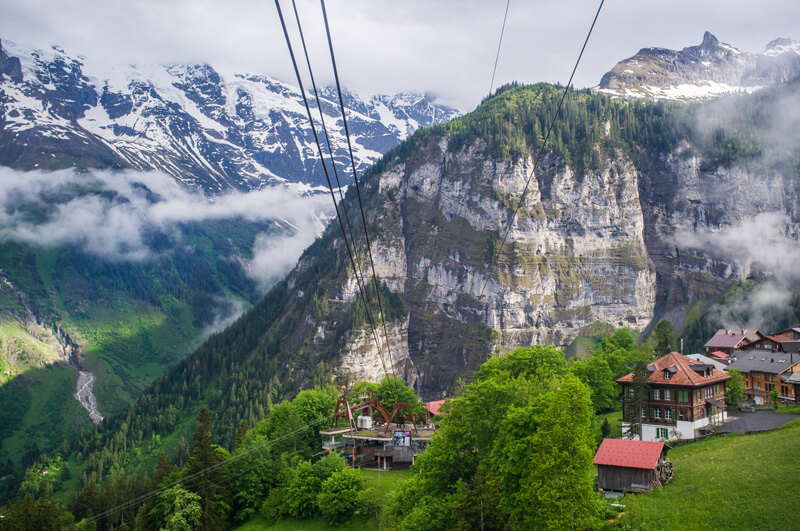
[
  {"left": 0, "top": 216, "right": 269, "bottom": 478},
  {"left": 619, "top": 417, "right": 800, "bottom": 529}
]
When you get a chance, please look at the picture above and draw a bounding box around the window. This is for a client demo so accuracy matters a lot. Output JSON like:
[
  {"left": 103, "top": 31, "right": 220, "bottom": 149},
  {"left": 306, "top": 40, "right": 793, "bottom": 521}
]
[
  {"left": 696, "top": 389, "right": 702, "bottom": 401},
  {"left": 704, "top": 387, "right": 712, "bottom": 399},
  {"left": 664, "top": 389, "right": 673, "bottom": 401},
  {"left": 654, "top": 408, "right": 661, "bottom": 419},
  {"left": 782, "top": 385, "right": 789, "bottom": 396},
  {"left": 664, "top": 370, "right": 672, "bottom": 380},
  {"left": 678, "top": 390, "right": 688, "bottom": 402},
  {"left": 665, "top": 409, "right": 673, "bottom": 420},
  {"left": 657, "top": 428, "right": 669, "bottom": 439},
  {"left": 653, "top": 389, "right": 660, "bottom": 400}
]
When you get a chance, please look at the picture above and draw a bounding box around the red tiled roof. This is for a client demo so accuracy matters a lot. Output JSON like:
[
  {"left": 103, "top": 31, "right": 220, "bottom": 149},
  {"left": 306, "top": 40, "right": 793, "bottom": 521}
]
[
  {"left": 770, "top": 334, "right": 793, "bottom": 343},
  {"left": 709, "top": 351, "right": 729, "bottom": 359},
  {"left": 617, "top": 352, "right": 731, "bottom": 387},
  {"left": 594, "top": 439, "right": 665, "bottom": 470},
  {"left": 425, "top": 400, "right": 446, "bottom": 416}
]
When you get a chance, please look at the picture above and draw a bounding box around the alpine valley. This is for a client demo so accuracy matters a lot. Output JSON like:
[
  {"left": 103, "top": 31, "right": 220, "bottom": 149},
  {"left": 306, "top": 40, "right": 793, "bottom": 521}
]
[
  {"left": 0, "top": 35, "right": 458, "bottom": 475},
  {"left": 2, "top": 27, "right": 800, "bottom": 523}
]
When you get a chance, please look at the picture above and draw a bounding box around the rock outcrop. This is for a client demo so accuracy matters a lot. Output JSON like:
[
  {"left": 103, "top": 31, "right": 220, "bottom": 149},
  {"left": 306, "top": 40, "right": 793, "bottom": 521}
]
[{"left": 598, "top": 32, "right": 800, "bottom": 101}]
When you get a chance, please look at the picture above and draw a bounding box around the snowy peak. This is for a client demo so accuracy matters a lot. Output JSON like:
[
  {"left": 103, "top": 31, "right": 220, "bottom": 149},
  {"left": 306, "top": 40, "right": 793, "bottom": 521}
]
[
  {"left": 0, "top": 38, "right": 23, "bottom": 82},
  {"left": 764, "top": 37, "right": 800, "bottom": 57},
  {"left": 0, "top": 38, "right": 459, "bottom": 194},
  {"left": 597, "top": 32, "right": 800, "bottom": 101}
]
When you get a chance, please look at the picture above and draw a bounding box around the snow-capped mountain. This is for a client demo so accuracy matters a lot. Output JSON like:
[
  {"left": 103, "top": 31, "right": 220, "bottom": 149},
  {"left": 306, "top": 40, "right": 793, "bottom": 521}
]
[
  {"left": 0, "top": 38, "right": 459, "bottom": 193},
  {"left": 597, "top": 32, "right": 800, "bottom": 101}
]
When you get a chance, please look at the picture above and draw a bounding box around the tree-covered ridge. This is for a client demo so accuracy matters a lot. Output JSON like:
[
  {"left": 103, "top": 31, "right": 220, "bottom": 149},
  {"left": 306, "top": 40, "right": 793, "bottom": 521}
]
[{"left": 369, "top": 79, "right": 800, "bottom": 183}]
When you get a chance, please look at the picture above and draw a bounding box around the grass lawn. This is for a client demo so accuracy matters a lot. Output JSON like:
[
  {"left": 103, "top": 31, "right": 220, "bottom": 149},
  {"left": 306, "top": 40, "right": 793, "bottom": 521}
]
[
  {"left": 236, "top": 468, "right": 412, "bottom": 531},
  {"left": 616, "top": 417, "right": 800, "bottom": 530},
  {"left": 593, "top": 408, "right": 623, "bottom": 442},
  {"left": 236, "top": 514, "right": 373, "bottom": 531}
]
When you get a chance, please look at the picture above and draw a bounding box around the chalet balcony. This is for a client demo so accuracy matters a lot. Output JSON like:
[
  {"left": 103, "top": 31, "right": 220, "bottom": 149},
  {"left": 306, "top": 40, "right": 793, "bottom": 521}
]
[{"left": 641, "top": 417, "right": 677, "bottom": 426}]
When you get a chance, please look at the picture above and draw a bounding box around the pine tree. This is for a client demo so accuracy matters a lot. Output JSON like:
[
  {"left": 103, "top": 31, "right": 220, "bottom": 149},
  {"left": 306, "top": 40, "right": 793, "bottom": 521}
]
[
  {"left": 624, "top": 363, "right": 650, "bottom": 440},
  {"left": 601, "top": 417, "right": 611, "bottom": 439},
  {"left": 185, "top": 408, "right": 229, "bottom": 527},
  {"left": 234, "top": 420, "right": 249, "bottom": 450}
]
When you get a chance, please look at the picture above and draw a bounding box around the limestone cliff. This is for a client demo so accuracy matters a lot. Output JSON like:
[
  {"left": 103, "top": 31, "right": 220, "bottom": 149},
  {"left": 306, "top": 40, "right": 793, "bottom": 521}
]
[{"left": 273, "top": 82, "right": 800, "bottom": 398}]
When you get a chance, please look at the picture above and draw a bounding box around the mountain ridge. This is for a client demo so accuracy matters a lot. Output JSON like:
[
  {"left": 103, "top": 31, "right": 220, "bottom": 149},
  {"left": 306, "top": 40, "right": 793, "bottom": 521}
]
[
  {"left": 0, "top": 37, "right": 459, "bottom": 194},
  {"left": 597, "top": 31, "right": 800, "bottom": 101}
]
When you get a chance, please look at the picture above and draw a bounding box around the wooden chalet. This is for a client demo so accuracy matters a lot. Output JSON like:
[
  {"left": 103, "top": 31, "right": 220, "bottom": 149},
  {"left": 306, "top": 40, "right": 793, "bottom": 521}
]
[
  {"left": 742, "top": 334, "right": 794, "bottom": 352},
  {"left": 727, "top": 350, "right": 800, "bottom": 404},
  {"left": 594, "top": 439, "right": 672, "bottom": 493},
  {"left": 704, "top": 329, "right": 762, "bottom": 355},
  {"left": 776, "top": 326, "right": 800, "bottom": 340},
  {"left": 618, "top": 352, "right": 730, "bottom": 441}
]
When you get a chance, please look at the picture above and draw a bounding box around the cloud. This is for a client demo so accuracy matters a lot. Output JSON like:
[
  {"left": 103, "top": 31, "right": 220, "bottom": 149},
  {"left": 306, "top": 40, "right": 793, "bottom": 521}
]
[
  {"left": 690, "top": 83, "right": 800, "bottom": 167},
  {"left": 0, "top": 167, "right": 333, "bottom": 287},
  {"left": 674, "top": 212, "right": 800, "bottom": 284},
  {"left": 201, "top": 296, "right": 249, "bottom": 338},
  {"left": 706, "top": 281, "right": 792, "bottom": 330},
  {"left": 2, "top": 0, "right": 798, "bottom": 110}
]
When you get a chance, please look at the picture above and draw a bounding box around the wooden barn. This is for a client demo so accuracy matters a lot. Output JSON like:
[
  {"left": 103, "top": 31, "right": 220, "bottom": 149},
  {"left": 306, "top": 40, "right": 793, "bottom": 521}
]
[{"left": 594, "top": 439, "right": 672, "bottom": 493}]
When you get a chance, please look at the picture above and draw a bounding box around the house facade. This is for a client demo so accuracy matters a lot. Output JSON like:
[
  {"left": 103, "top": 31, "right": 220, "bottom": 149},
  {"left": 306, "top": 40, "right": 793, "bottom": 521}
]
[
  {"left": 727, "top": 350, "right": 800, "bottom": 404},
  {"left": 618, "top": 352, "right": 730, "bottom": 442}
]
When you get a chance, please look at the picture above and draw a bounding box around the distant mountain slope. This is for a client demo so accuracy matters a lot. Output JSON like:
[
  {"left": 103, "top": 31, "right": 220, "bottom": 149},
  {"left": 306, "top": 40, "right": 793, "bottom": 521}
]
[
  {"left": 0, "top": 37, "right": 459, "bottom": 193},
  {"left": 597, "top": 32, "right": 800, "bottom": 101},
  {"left": 0, "top": 34, "right": 458, "bottom": 476}
]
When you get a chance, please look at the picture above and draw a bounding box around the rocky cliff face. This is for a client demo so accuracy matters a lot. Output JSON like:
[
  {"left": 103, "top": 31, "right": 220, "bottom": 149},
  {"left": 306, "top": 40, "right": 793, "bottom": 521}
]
[
  {"left": 598, "top": 32, "right": 800, "bottom": 101},
  {"left": 333, "top": 138, "right": 656, "bottom": 393},
  {"left": 640, "top": 148, "right": 800, "bottom": 328},
  {"left": 257, "top": 82, "right": 800, "bottom": 398}
]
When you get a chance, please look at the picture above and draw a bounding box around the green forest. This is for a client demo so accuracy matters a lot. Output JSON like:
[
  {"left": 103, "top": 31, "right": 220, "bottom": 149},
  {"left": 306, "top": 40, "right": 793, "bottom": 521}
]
[{"left": 1, "top": 330, "right": 661, "bottom": 529}]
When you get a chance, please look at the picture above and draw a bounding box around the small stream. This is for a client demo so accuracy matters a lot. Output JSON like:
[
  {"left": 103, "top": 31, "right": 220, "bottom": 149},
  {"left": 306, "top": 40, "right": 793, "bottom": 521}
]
[
  {"left": 75, "top": 370, "right": 104, "bottom": 424},
  {"left": 1, "top": 270, "right": 104, "bottom": 424}
]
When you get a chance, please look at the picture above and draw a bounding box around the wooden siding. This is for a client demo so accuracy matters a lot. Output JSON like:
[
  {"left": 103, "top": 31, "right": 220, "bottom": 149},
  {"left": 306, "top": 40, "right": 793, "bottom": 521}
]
[{"left": 597, "top": 465, "right": 656, "bottom": 492}]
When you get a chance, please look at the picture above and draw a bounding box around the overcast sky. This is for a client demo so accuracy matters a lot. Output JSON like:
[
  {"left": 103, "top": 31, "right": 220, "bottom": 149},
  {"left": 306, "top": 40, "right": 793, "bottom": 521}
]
[{"left": 1, "top": 0, "right": 798, "bottom": 110}]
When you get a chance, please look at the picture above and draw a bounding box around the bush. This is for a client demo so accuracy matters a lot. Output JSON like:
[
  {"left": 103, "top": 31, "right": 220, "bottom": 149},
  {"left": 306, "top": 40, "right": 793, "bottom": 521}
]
[{"left": 317, "top": 468, "right": 365, "bottom": 526}]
